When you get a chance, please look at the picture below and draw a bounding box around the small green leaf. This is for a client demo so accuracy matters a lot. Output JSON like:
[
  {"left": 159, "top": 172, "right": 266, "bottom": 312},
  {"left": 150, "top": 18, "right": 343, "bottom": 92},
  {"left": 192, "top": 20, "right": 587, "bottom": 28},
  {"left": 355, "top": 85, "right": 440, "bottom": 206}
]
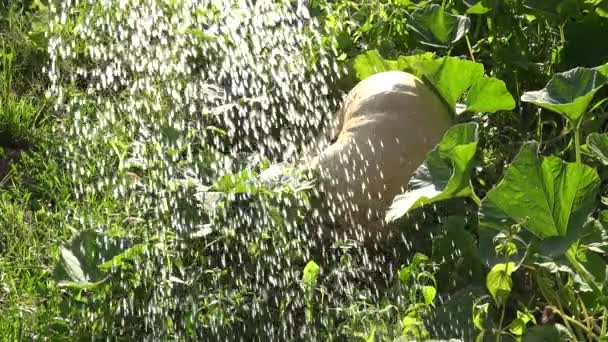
[
  {"left": 479, "top": 142, "right": 600, "bottom": 238},
  {"left": 421, "top": 285, "right": 437, "bottom": 304},
  {"left": 521, "top": 67, "right": 608, "bottom": 126},
  {"left": 465, "top": 0, "right": 495, "bottom": 14},
  {"left": 509, "top": 310, "right": 536, "bottom": 336},
  {"left": 486, "top": 262, "right": 516, "bottom": 305},
  {"left": 302, "top": 260, "right": 320, "bottom": 322},
  {"left": 408, "top": 4, "right": 471, "bottom": 48},
  {"left": 587, "top": 132, "right": 608, "bottom": 164},
  {"left": 387, "top": 123, "right": 479, "bottom": 222},
  {"left": 466, "top": 76, "right": 516, "bottom": 113}
]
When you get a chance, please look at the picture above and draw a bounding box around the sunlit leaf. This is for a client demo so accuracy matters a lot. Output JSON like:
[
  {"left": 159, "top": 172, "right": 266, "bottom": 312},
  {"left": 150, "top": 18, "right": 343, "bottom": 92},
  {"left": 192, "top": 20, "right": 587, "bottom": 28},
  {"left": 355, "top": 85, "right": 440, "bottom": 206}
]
[
  {"left": 479, "top": 142, "right": 600, "bottom": 238},
  {"left": 415, "top": 57, "right": 484, "bottom": 109},
  {"left": 421, "top": 285, "right": 437, "bottom": 304},
  {"left": 509, "top": 310, "right": 536, "bottom": 336},
  {"left": 466, "top": 76, "right": 516, "bottom": 113},
  {"left": 352, "top": 50, "right": 435, "bottom": 80},
  {"left": 408, "top": 4, "right": 471, "bottom": 48},
  {"left": 387, "top": 123, "right": 479, "bottom": 222},
  {"left": 465, "top": 0, "right": 495, "bottom": 14},
  {"left": 521, "top": 67, "right": 608, "bottom": 125},
  {"left": 486, "top": 262, "right": 516, "bottom": 305}
]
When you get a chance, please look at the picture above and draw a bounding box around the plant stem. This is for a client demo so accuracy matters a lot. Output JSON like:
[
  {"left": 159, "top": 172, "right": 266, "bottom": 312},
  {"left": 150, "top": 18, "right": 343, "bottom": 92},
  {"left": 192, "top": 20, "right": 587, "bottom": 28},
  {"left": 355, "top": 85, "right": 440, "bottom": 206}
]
[
  {"left": 550, "top": 306, "right": 599, "bottom": 341},
  {"left": 465, "top": 34, "right": 475, "bottom": 62},
  {"left": 496, "top": 304, "right": 505, "bottom": 342},
  {"left": 574, "top": 125, "right": 582, "bottom": 163},
  {"left": 602, "top": 307, "right": 607, "bottom": 339}
]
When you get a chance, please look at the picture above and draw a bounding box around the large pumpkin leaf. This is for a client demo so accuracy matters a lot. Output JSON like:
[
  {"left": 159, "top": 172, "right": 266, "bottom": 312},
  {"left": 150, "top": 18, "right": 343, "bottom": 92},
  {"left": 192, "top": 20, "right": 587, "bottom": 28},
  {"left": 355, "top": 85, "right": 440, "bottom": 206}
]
[
  {"left": 386, "top": 123, "right": 479, "bottom": 222},
  {"left": 479, "top": 142, "right": 600, "bottom": 238},
  {"left": 522, "top": 0, "right": 582, "bottom": 18},
  {"left": 352, "top": 53, "right": 516, "bottom": 115},
  {"left": 521, "top": 67, "right": 608, "bottom": 125},
  {"left": 407, "top": 4, "right": 471, "bottom": 48},
  {"left": 586, "top": 132, "right": 608, "bottom": 164},
  {"left": 352, "top": 50, "right": 435, "bottom": 81},
  {"left": 54, "top": 230, "right": 131, "bottom": 288},
  {"left": 465, "top": 76, "right": 516, "bottom": 113},
  {"left": 415, "top": 56, "right": 484, "bottom": 110}
]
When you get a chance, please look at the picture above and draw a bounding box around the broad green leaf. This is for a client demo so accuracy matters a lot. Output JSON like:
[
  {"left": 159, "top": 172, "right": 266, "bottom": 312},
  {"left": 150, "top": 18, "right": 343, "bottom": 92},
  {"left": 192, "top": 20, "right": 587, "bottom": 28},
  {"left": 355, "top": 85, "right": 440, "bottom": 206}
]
[
  {"left": 587, "top": 132, "right": 608, "bottom": 164},
  {"left": 415, "top": 57, "right": 484, "bottom": 109},
  {"left": 522, "top": 0, "right": 582, "bottom": 18},
  {"left": 408, "top": 4, "right": 471, "bottom": 48},
  {"left": 54, "top": 230, "right": 130, "bottom": 288},
  {"left": 486, "top": 262, "right": 516, "bottom": 305},
  {"left": 432, "top": 218, "right": 483, "bottom": 292},
  {"left": 353, "top": 50, "right": 402, "bottom": 81},
  {"left": 352, "top": 50, "right": 435, "bottom": 80},
  {"left": 387, "top": 123, "right": 479, "bottom": 222},
  {"left": 466, "top": 76, "right": 516, "bottom": 113},
  {"left": 521, "top": 67, "right": 608, "bottom": 125},
  {"left": 523, "top": 324, "right": 575, "bottom": 342},
  {"left": 479, "top": 142, "right": 600, "bottom": 238}
]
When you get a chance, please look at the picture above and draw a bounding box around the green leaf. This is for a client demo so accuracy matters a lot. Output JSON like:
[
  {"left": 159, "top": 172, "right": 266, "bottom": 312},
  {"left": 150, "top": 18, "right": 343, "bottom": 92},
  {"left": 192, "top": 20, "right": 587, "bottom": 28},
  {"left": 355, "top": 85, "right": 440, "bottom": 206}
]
[
  {"left": 521, "top": 67, "right": 608, "bottom": 126},
  {"left": 302, "top": 260, "right": 320, "bottom": 323},
  {"left": 466, "top": 76, "right": 516, "bottom": 113},
  {"left": 302, "top": 260, "right": 320, "bottom": 290},
  {"left": 479, "top": 142, "right": 600, "bottom": 238},
  {"left": 53, "top": 230, "right": 130, "bottom": 288},
  {"left": 415, "top": 57, "right": 484, "bottom": 109},
  {"left": 352, "top": 50, "right": 435, "bottom": 80},
  {"left": 486, "top": 262, "right": 516, "bottom": 305},
  {"left": 523, "top": 0, "right": 582, "bottom": 18},
  {"left": 421, "top": 285, "right": 437, "bottom": 304},
  {"left": 523, "top": 324, "right": 575, "bottom": 342},
  {"left": 387, "top": 123, "right": 479, "bottom": 222},
  {"left": 432, "top": 216, "right": 483, "bottom": 292},
  {"left": 508, "top": 310, "right": 536, "bottom": 336},
  {"left": 465, "top": 0, "right": 495, "bottom": 14},
  {"left": 353, "top": 50, "right": 402, "bottom": 81},
  {"left": 586, "top": 132, "right": 608, "bottom": 164},
  {"left": 408, "top": 4, "right": 471, "bottom": 48}
]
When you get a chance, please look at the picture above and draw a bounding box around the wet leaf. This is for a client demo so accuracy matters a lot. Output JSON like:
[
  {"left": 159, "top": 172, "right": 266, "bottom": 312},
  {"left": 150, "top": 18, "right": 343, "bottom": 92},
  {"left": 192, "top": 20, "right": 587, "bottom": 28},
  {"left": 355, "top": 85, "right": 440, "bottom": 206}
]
[
  {"left": 387, "top": 123, "right": 479, "bottom": 222},
  {"left": 479, "top": 142, "right": 600, "bottom": 238},
  {"left": 54, "top": 230, "right": 130, "bottom": 288},
  {"left": 586, "top": 132, "right": 608, "bottom": 164},
  {"left": 407, "top": 4, "right": 471, "bottom": 48},
  {"left": 521, "top": 67, "right": 608, "bottom": 126},
  {"left": 486, "top": 262, "right": 516, "bottom": 305}
]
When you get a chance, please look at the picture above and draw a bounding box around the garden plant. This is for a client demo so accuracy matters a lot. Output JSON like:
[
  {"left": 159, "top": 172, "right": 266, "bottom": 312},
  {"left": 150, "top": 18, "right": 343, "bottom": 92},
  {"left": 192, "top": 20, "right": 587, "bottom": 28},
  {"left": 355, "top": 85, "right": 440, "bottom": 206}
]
[{"left": 1, "top": 0, "right": 608, "bottom": 341}]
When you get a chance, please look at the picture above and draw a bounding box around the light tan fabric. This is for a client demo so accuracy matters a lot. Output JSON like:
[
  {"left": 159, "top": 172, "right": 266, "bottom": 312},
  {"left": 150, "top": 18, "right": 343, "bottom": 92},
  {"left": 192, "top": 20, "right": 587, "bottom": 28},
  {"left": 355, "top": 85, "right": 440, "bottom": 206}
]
[{"left": 304, "top": 71, "right": 451, "bottom": 231}]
